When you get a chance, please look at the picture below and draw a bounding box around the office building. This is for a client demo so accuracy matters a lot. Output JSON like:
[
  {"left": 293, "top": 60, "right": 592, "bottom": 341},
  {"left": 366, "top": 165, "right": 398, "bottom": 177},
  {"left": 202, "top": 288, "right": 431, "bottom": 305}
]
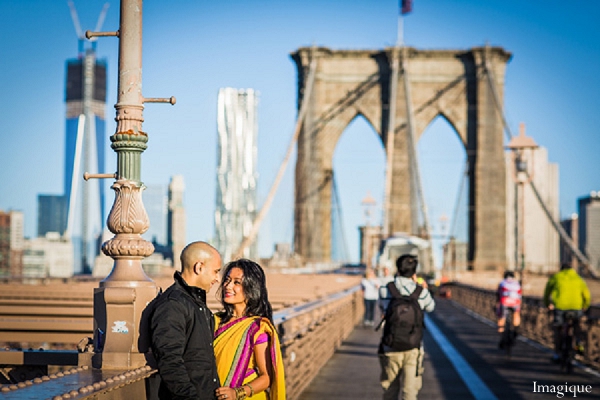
[
  {"left": 142, "top": 184, "right": 168, "bottom": 246},
  {"left": 37, "top": 195, "right": 68, "bottom": 237},
  {"left": 578, "top": 192, "right": 600, "bottom": 273},
  {"left": 560, "top": 214, "right": 579, "bottom": 268},
  {"left": 214, "top": 88, "right": 259, "bottom": 261},
  {"left": 22, "top": 232, "right": 74, "bottom": 278},
  {"left": 0, "top": 210, "right": 24, "bottom": 277},
  {"left": 505, "top": 146, "right": 559, "bottom": 273},
  {"left": 168, "top": 175, "right": 186, "bottom": 270}
]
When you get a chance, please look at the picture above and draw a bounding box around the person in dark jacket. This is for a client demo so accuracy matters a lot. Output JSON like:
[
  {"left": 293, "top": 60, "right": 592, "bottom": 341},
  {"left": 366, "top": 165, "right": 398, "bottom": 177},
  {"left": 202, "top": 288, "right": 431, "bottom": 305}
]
[{"left": 150, "top": 241, "right": 222, "bottom": 399}]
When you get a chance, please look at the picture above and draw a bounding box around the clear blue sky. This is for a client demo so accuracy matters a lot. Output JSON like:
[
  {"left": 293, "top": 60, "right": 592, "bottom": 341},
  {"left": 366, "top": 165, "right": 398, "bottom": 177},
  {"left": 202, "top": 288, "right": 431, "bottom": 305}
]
[{"left": 0, "top": 0, "right": 598, "bottom": 263}]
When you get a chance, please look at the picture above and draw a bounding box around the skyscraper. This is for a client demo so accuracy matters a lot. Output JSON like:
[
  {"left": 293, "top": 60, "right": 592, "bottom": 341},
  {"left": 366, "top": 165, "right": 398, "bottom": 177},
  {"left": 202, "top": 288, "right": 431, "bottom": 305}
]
[
  {"left": 0, "top": 210, "right": 24, "bottom": 277},
  {"left": 143, "top": 184, "right": 168, "bottom": 246},
  {"left": 214, "top": 88, "right": 259, "bottom": 261},
  {"left": 168, "top": 175, "right": 186, "bottom": 270},
  {"left": 578, "top": 192, "right": 600, "bottom": 273},
  {"left": 505, "top": 146, "right": 559, "bottom": 273},
  {"left": 63, "top": 47, "right": 107, "bottom": 274},
  {"left": 37, "top": 195, "right": 67, "bottom": 237}
]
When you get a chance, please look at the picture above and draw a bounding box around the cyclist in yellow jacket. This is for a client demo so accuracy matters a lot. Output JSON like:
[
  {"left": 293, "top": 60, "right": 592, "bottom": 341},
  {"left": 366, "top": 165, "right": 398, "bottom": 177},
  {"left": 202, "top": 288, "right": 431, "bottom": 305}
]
[{"left": 543, "top": 263, "right": 591, "bottom": 361}]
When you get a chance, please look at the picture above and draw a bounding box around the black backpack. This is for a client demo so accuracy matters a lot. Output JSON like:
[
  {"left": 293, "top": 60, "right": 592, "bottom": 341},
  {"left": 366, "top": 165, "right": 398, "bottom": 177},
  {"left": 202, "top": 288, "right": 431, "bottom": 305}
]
[{"left": 380, "top": 282, "right": 424, "bottom": 351}]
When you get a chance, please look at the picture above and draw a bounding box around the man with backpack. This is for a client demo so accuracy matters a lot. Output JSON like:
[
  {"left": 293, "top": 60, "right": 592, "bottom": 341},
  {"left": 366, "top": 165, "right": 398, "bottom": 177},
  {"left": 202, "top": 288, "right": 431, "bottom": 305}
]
[{"left": 377, "top": 254, "right": 435, "bottom": 400}]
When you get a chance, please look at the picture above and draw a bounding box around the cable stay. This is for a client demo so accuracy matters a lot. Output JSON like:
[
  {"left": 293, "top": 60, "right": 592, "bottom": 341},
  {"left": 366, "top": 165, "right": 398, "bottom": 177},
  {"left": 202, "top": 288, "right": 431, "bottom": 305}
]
[
  {"left": 448, "top": 160, "right": 469, "bottom": 241},
  {"left": 482, "top": 51, "right": 596, "bottom": 278},
  {"left": 232, "top": 49, "right": 318, "bottom": 259}
]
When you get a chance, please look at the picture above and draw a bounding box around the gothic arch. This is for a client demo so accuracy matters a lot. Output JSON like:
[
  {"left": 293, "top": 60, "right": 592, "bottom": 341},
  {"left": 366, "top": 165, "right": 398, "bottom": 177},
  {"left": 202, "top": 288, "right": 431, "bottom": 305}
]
[{"left": 291, "top": 46, "right": 512, "bottom": 270}]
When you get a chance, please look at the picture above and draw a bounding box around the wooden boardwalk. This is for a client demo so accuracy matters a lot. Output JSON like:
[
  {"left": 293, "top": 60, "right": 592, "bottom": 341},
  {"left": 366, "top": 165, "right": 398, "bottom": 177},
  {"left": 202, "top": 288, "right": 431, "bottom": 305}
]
[{"left": 300, "top": 298, "right": 600, "bottom": 400}]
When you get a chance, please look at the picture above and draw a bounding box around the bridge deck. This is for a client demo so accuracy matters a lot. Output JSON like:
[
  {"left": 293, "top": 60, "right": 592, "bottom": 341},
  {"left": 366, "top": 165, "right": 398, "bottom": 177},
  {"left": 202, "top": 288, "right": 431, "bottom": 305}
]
[{"left": 300, "top": 298, "right": 600, "bottom": 399}]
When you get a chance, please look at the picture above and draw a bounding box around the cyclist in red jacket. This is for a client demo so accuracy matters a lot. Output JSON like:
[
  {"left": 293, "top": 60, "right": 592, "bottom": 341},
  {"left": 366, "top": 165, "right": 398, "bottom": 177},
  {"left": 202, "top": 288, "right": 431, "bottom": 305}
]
[{"left": 496, "top": 270, "right": 522, "bottom": 348}]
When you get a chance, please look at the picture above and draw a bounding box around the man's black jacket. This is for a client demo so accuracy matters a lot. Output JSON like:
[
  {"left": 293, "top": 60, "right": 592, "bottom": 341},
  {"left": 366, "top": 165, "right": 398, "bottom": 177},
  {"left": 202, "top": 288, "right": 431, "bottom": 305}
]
[{"left": 149, "top": 272, "right": 219, "bottom": 399}]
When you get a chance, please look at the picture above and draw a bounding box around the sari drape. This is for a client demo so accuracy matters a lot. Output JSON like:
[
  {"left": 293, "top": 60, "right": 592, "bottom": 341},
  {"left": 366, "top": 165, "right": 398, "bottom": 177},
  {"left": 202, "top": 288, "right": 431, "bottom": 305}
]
[{"left": 214, "top": 316, "right": 286, "bottom": 400}]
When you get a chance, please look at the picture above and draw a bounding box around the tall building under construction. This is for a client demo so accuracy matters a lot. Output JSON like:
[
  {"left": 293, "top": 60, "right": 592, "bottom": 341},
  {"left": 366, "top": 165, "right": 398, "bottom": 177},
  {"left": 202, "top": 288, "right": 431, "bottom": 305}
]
[
  {"left": 63, "top": 47, "right": 107, "bottom": 274},
  {"left": 214, "top": 88, "right": 259, "bottom": 261}
]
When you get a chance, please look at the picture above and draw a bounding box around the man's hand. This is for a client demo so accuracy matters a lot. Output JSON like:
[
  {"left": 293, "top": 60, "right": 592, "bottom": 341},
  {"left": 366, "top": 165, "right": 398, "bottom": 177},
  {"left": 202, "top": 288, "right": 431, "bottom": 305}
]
[{"left": 547, "top": 304, "right": 555, "bottom": 311}]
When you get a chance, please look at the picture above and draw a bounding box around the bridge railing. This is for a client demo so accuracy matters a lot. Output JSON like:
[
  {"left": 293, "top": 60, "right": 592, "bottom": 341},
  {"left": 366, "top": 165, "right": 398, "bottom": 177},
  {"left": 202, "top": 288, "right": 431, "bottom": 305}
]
[
  {"left": 447, "top": 282, "right": 600, "bottom": 370},
  {"left": 0, "top": 284, "right": 363, "bottom": 399}
]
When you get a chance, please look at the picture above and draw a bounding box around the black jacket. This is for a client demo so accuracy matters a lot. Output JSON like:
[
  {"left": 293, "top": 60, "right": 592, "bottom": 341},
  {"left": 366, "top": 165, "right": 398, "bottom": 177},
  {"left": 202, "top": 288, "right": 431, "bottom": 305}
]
[{"left": 149, "top": 272, "right": 219, "bottom": 400}]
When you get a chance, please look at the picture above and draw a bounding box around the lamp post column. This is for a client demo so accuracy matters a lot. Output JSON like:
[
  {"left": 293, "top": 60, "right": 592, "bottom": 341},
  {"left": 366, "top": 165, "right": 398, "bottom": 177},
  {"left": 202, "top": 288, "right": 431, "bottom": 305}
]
[{"left": 90, "top": 0, "right": 157, "bottom": 370}]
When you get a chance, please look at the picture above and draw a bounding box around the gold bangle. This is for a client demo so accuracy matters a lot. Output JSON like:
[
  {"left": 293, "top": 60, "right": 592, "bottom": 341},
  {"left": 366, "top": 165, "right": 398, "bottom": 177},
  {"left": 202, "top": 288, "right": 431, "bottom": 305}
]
[
  {"left": 246, "top": 383, "right": 254, "bottom": 397},
  {"left": 235, "top": 386, "right": 247, "bottom": 400}
]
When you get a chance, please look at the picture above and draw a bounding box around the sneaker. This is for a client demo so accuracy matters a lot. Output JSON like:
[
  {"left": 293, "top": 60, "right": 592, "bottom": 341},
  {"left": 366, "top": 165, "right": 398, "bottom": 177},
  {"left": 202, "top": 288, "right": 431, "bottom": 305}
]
[
  {"left": 550, "top": 354, "right": 561, "bottom": 364},
  {"left": 576, "top": 344, "right": 585, "bottom": 355}
]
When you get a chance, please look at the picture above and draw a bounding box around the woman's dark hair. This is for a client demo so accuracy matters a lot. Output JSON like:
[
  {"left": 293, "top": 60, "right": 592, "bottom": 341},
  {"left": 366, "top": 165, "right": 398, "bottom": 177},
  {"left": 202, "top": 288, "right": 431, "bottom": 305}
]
[{"left": 216, "top": 258, "right": 273, "bottom": 324}]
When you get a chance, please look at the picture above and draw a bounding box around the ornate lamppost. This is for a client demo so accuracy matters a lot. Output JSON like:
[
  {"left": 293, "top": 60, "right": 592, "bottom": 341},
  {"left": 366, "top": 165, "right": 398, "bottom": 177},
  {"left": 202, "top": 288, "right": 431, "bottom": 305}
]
[
  {"left": 506, "top": 123, "right": 538, "bottom": 285},
  {"left": 84, "top": 0, "right": 175, "bottom": 369}
]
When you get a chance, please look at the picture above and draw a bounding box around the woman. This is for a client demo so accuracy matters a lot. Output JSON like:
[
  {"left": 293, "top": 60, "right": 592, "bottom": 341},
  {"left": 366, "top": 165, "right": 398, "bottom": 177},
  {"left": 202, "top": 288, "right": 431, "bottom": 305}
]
[
  {"left": 361, "top": 268, "right": 380, "bottom": 326},
  {"left": 214, "top": 259, "right": 286, "bottom": 400}
]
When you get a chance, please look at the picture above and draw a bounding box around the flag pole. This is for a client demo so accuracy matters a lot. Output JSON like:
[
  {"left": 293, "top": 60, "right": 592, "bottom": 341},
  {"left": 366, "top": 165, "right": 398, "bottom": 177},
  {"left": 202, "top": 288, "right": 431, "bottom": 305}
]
[{"left": 397, "top": 13, "right": 403, "bottom": 47}]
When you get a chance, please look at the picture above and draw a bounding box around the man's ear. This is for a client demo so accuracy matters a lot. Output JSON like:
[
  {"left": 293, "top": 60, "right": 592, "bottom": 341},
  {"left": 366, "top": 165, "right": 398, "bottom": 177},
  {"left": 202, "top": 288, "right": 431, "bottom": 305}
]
[{"left": 193, "top": 261, "right": 203, "bottom": 275}]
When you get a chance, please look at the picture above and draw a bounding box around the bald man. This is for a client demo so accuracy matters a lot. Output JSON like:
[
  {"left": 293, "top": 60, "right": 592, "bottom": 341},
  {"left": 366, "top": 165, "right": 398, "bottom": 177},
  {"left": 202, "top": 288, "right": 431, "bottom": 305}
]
[{"left": 150, "top": 241, "right": 222, "bottom": 400}]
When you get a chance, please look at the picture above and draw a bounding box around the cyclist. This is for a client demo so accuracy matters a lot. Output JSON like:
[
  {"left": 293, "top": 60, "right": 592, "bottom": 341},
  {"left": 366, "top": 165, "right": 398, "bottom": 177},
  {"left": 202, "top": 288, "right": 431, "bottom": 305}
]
[
  {"left": 543, "top": 263, "right": 591, "bottom": 362},
  {"left": 496, "top": 270, "right": 522, "bottom": 348}
]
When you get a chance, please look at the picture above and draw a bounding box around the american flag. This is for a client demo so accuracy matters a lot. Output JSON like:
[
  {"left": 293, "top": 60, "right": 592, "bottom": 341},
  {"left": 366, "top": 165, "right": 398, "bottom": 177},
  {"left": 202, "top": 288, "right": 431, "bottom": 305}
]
[{"left": 401, "top": 0, "right": 413, "bottom": 15}]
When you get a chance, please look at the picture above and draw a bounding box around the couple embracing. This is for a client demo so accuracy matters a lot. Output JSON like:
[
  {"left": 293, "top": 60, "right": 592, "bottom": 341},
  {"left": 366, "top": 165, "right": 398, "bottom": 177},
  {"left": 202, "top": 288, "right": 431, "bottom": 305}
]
[{"left": 148, "top": 241, "right": 286, "bottom": 400}]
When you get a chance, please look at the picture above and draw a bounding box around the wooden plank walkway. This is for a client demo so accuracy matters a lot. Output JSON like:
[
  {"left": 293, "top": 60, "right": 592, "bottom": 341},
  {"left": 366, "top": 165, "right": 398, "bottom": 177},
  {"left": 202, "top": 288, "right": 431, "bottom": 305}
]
[{"left": 300, "top": 298, "right": 600, "bottom": 399}]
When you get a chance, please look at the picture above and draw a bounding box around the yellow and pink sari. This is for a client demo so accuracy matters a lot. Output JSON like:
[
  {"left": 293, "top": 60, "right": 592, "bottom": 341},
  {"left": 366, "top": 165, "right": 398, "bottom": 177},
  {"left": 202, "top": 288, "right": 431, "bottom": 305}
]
[{"left": 214, "top": 315, "right": 286, "bottom": 400}]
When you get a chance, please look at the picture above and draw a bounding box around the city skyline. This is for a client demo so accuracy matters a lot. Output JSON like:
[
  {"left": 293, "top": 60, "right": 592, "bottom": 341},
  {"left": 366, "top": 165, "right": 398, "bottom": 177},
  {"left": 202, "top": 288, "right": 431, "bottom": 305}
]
[{"left": 0, "top": 0, "right": 598, "bottom": 262}]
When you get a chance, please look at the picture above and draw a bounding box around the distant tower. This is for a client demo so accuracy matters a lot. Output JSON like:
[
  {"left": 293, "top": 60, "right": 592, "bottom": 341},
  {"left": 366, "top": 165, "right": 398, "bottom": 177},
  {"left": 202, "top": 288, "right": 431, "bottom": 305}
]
[
  {"left": 505, "top": 145, "right": 559, "bottom": 273},
  {"left": 0, "top": 210, "right": 24, "bottom": 277},
  {"left": 214, "top": 88, "right": 259, "bottom": 261},
  {"left": 64, "top": 2, "right": 110, "bottom": 274},
  {"left": 142, "top": 184, "right": 168, "bottom": 246},
  {"left": 37, "top": 195, "right": 68, "bottom": 237},
  {"left": 168, "top": 175, "right": 186, "bottom": 270},
  {"left": 578, "top": 192, "right": 600, "bottom": 273}
]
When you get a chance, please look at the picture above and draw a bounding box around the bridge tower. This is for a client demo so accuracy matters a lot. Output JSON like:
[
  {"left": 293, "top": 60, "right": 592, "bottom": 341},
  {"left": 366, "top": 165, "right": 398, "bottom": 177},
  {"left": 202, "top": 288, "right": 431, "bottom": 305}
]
[{"left": 292, "top": 46, "right": 511, "bottom": 270}]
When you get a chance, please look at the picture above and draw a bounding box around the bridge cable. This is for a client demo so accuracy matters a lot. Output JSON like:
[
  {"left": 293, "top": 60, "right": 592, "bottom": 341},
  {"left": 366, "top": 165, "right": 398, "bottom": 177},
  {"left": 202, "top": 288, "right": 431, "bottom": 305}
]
[
  {"left": 482, "top": 52, "right": 596, "bottom": 277},
  {"left": 232, "top": 49, "right": 318, "bottom": 259},
  {"left": 382, "top": 48, "right": 400, "bottom": 238}
]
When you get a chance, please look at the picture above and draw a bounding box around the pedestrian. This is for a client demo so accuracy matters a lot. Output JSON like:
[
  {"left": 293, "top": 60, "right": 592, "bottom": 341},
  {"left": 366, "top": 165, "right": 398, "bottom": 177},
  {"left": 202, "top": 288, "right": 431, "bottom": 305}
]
[
  {"left": 149, "top": 241, "right": 222, "bottom": 399},
  {"left": 213, "top": 259, "right": 286, "bottom": 400},
  {"left": 361, "top": 268, "right": 380, "bottom": 326},
  {"left": 377, "top": 254, "right": 435, "bottom": 400}
]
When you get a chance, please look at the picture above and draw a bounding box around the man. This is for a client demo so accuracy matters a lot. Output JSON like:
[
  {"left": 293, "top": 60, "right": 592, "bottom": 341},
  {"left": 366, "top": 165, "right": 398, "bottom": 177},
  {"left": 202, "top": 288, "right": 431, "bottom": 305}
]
[
  {"left": 543, "top": 263, "right": 591, "bottom": 361},
  {"left": 149, "top": 241, "right": 222, "bottom": 399},
  {"left": 377, "top": 255, "right": 435, "bottom": 400},
  {"left": 496, "top": 270, "right": 522, "bottom": 347}
]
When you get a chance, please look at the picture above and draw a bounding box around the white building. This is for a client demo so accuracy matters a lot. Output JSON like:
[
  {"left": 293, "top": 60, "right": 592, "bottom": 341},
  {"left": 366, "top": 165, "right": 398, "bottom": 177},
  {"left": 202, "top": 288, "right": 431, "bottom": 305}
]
[
  {"left": 578, "top": 192, "right": 600, "bottom": 273},
  {"left": 505, "top": 146, "right": 560, "bottom": 273},
  {"left": 22, "top": 232, "right": 74, "bottom": 278},
  {"left": 214, "top": 88, "right": 259, "bottom": 261}
]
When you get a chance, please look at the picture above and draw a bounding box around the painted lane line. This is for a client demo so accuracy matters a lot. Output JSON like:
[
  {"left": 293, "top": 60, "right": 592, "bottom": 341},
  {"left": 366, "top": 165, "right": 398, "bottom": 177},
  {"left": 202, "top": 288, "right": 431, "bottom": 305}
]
[{"left": 425, "top": 314, "right": 498, "bottom": 400}]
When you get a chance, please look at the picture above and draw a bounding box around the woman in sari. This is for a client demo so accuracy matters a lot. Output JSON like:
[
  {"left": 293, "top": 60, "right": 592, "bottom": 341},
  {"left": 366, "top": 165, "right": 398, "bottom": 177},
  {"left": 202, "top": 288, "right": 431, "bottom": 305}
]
[{"left": 214, "top": 259, "right": 286, "bottom": 400}]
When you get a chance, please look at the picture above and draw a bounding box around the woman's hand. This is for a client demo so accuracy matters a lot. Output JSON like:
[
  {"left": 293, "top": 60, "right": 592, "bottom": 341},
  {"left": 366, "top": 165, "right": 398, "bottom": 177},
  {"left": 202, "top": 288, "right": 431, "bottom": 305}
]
[{"left": 216, "top": 386, "right": 237, "bottom": 400}]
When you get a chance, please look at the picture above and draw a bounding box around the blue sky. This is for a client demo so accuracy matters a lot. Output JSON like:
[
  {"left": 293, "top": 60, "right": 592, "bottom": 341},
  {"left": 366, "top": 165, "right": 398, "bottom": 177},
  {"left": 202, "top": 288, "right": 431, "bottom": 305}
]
[{"left": 0, "top": 0, "right": 598, "bottom": 263}]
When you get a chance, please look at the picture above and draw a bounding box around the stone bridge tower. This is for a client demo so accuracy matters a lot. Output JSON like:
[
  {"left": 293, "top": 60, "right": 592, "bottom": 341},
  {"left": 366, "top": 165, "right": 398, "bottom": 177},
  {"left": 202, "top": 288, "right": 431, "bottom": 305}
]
[{"left": 292, "top": 46, "right": 511, "bottom": 270}]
